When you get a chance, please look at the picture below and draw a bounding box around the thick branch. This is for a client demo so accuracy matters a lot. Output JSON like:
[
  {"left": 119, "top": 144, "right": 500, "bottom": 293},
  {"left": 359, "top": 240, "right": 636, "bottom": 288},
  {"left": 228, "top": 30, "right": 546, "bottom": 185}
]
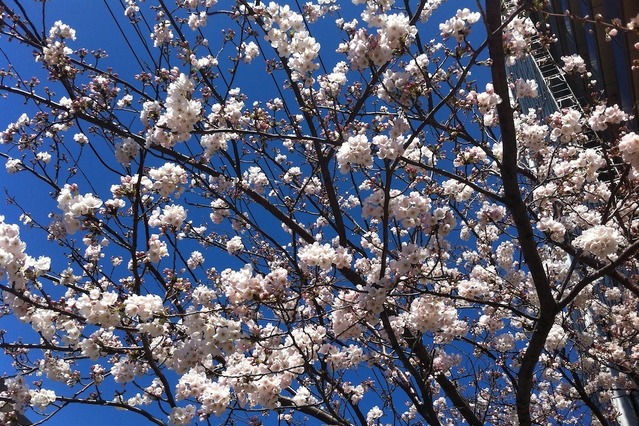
[{"left": 486, "top": 2, "right": 557, "bottom": 425}]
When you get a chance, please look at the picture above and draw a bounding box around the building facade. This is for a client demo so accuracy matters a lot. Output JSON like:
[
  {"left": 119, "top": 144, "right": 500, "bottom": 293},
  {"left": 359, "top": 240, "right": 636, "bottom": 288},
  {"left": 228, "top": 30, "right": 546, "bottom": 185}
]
[
  {"left": 543, "top": 0, "right": 639, "bottom": 127},
  {"left": 507, "top": 1, "right": 639, "bottom": 425}
]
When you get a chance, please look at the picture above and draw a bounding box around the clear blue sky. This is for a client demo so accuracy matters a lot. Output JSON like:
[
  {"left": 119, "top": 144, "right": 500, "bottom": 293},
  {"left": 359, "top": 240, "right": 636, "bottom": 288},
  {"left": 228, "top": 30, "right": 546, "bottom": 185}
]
[{"left": 0, "top": 1, "right": 476, "bottom": 425}]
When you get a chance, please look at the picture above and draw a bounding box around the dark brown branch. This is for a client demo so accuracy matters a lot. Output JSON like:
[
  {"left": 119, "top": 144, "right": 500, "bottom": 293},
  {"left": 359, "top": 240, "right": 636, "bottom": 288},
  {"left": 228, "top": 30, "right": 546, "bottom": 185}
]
[{"left": 486, "top": 1, "right": 557, "bottom": 425}]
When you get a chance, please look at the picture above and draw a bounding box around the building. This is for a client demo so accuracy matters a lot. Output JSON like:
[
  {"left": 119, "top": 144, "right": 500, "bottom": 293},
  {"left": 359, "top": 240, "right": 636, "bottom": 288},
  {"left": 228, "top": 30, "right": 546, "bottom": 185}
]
[
  {"left": 543, "top": 0, "right": 639, "bottom": 127},
  {"left": 506, "top": 1, "right": 639, "bottom": 425}
]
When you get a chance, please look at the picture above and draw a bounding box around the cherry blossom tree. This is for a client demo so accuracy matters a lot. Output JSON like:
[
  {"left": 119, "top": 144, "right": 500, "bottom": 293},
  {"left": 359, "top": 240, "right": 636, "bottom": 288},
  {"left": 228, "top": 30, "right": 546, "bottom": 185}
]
[{"left": 1, "top": 0, "right": 639, "bottom": 425}]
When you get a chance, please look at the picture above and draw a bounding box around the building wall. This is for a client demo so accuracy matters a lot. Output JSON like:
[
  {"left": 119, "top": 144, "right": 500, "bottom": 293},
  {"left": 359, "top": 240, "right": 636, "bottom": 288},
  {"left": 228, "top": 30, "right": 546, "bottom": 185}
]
[{"left": 542, "top": 0, "right": 639, "bottom": 127}]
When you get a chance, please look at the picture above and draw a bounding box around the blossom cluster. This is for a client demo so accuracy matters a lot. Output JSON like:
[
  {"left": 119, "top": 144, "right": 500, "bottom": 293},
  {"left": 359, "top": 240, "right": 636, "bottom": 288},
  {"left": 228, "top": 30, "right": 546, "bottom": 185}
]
[
  {"left": 336, "top": 134, "right": 373, "bottom": 173},
  {"left": 574, "top": 224, "right": 625, "bottom": 260},
  {"left": 439, "top": 8, "right": 481, "bottom": 43},
  {"left": 515, "top": 110, "right": 549, "bottom": 152},
  {"left": 262, "top": 3, "right": 320, "bottom": 81},
  {"left": 587, "top": 104, "right": 628, "bottom": 131},
  {"left": 514, "top": 78, "right": 539, "bottom": 98},
  {"left": 548, "top": 109, "right": 583, "bottom": 143},
  {"left": 337, "top": 12, "right": 416, "bottom": 70},
  {"left": 561, "top": 54, "right": 587, "bottom": 74},
  {"left": 153, "top": 73, "right": 202, "bottom": 146},
  {"left": 466, "top": 83, "right": 502, "bottom": 125},
  {"left": 502, "top": 15, "right": 537, "bottom": 64},
  {"left": 405, "top": 294, "right": 466, "bottom": 343},
  {"left": 298, "top": 241, "right": 352, "bottom": 271},
  {"left": 148, "top": 163, "right": 188, "bottom": 197},
  {"left": 618, "top": 132, "right": 639, "bottom": 173},
  {"left": 37, "top": 21, "right": 76, "bottom": 72},
  {"left": 56, "top": 184, "right": 103, "bottom": 234}
]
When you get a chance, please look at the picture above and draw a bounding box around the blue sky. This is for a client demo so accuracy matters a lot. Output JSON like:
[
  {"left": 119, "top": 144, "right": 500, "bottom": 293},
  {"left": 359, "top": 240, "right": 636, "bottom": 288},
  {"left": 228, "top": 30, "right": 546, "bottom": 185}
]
[
  {"left": 0, "top": 1, "right": 486, "bottom": 425},
  {"left": 1, "top": 3, "right": 165, "bottom": 425}
]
